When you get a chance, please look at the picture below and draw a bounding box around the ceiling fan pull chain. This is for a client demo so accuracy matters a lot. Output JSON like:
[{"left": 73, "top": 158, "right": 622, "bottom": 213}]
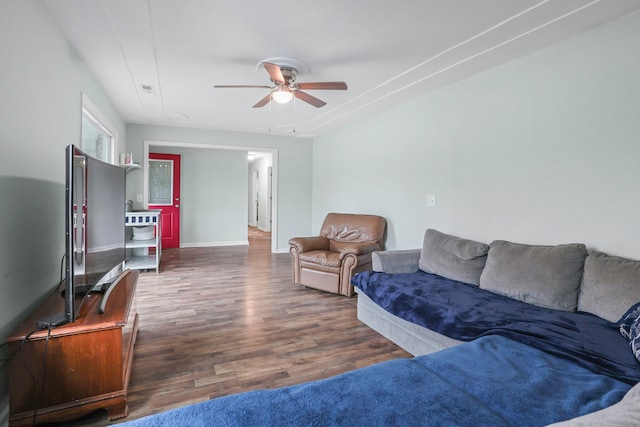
[
  {"left": 268, "top": 94, "right": 272, "bottom": 133},
  {"left": 292, "top": 96, "right": 296, "bottom": 133}
]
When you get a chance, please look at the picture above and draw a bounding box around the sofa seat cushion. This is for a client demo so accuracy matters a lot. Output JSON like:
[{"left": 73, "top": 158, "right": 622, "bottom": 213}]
[
  {"left": 300, "top": 250, "right": 342, "bottom": 268},
  {"left": 479, "top": 240, "right": 588, "bottom": 311},
  {"left": 419, "top": 229, "right": 489, "bottom": 286},
  {"left": 577, "top": 250, "right": 640, "bottom": 322}
]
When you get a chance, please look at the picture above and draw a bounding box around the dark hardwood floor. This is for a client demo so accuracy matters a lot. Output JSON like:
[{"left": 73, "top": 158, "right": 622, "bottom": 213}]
[{"left": 47, "top": 229, "right": 409, "bottom": 425}]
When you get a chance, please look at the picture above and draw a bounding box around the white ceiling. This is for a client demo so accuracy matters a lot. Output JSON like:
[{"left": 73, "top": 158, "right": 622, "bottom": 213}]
[{"left": 43, "top": 0, "right": 640, "bottom": 138}]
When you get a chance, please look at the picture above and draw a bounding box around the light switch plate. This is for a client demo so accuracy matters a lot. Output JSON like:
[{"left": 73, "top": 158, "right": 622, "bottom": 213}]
[{"left": 426, "top": 194, "right": 436, "bottom": 207}]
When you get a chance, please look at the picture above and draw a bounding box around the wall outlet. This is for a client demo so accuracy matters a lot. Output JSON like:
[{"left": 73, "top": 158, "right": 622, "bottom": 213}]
[
  {"left": 426, "top": 194, "right": 436, "bottom": 207},
  {"left": 136, "top": 194, "right": 143, "bottom": 203}
]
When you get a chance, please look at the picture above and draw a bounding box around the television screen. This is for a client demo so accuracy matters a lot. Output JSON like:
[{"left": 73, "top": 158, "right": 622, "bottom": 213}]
[{"left": 64, "top": 144, "right": 126, "bottom": 323}]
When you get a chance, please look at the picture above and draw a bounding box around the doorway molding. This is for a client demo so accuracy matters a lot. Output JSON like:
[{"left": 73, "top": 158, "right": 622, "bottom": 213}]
[{"left": 143, "top": 140, "right": 279, "bottom": 254}]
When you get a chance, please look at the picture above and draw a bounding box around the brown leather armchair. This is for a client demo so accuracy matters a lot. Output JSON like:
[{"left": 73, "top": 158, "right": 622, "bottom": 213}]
[{"left": 289, "top": 213, "right": 386, "bottom": 296}]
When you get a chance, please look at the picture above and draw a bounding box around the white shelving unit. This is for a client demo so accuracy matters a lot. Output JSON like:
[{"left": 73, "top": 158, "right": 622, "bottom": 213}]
[{"left": 125, "top": 210, "right": 161, "bottom": 272}]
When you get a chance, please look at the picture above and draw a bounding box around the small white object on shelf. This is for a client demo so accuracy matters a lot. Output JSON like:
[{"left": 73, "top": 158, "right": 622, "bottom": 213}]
[
  {"left": 132, "top": 225, "right": 154, "bottom": 240},
  {"left": 119, "top": 152, "right": 134, "bottom": 164}
]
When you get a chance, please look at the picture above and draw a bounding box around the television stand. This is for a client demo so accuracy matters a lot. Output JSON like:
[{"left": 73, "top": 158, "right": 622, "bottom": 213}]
[
  {"left": 7, "top": 269, "right": 139, "bottom": 426},
  {"left": 35, "top": 311, "right": 68, "bottom": 329}
]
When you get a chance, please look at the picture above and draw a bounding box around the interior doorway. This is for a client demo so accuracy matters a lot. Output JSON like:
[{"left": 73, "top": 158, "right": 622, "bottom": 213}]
[
  {"left": 248, "top": 151, "right": 273, "bottom": 244},
  {"left": 143, "top": 141, "right": 279, "bottom": 253}
]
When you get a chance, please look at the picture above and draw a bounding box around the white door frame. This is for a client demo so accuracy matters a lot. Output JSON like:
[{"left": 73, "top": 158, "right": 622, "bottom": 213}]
[
  {"left": 266, "top": 166, "right": 272, "bottom": 232},
  {"left": 143, "top": 140, "right": 279, "bottom": 254},
  {"left": 250, "top": 170, "right": 259, "bottom": 227}
]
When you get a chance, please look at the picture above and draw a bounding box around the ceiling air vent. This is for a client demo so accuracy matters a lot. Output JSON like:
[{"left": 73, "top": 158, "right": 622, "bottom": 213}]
[{"left": 140, "top": 84, "right": 156, "bottom": 94}]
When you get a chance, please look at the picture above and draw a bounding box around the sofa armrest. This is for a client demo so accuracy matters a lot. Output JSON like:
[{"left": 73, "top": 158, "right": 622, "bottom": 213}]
[
  {"left": 372, "top": 249, "right": 421, "bottom": 273},
  {"left": 289, "top": 236, "right": 330, "bottom": 253}
]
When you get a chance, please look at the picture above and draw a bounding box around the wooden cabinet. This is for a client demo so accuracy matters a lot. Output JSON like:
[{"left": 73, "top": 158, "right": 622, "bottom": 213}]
[{"left": 7, "top": 269, "right": 139, "bottom": 426}]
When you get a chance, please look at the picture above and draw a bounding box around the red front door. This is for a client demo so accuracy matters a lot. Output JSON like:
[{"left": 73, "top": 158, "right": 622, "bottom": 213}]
[{"left": 148, "top": 153, "right": 181, "bottom": 249}]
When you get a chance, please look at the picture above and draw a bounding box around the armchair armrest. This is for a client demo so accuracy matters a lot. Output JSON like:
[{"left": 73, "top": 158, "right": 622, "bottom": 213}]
[
  {"left": 289, "top": 236, "right": 330, "bottom": 253},
  {"left": 371, "top": 249, "right": 421, "bottom": 273}
]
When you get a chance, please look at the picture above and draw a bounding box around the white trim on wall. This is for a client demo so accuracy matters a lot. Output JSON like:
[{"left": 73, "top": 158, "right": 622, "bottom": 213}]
[
  {"left": 181, "top": 240, "right": 250, "bottom": 248},
  {"left": 143, "top": 140, "right": 279, "bottom": 254},
  {"left": 81, "top": 93, "right": 118, "bottom": 163}
]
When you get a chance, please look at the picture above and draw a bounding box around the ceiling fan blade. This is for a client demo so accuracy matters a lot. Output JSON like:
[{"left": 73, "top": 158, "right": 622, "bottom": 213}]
[
  {"left": 214, "top": 85, "right": 272, "bottom": 89},
  {"left": 294, "top": 91, "right": 327, "bottom": 108},
  {"left": 252, "top": 93, "right": 272, "bottom": 108},
  {"left": 296, "top": 82, "right": 348, "bottom": 90},
  {"left": 262, "top": 62, "right": 285, "bottom": 84}
]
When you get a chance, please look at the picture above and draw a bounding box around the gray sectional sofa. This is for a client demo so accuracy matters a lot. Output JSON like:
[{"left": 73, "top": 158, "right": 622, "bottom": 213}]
[{"left": 354, "top": 228, "right": 640, "bottom": 426}]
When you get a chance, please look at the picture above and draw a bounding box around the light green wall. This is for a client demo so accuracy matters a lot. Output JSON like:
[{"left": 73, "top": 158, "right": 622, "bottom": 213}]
[
  {"left": 151, "top": 146, "right": 249, "bottom": 246},
  {"left": 126, "top": 124, "right": 313, "bottom": 251},
  {"left": 313, "top": 12, "right": 640, "bottom": 259},
  {"left": 0, "top": 1, "right": 126, "bottom": 424}
]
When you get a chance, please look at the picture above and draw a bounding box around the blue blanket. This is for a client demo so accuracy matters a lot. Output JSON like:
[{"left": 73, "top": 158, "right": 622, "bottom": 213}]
[
  {"left": 121, "top": 336, "right": 629, "bottom": 427},
  {"left": 352, "top": 270, "right": 640, "bottom": 384}
]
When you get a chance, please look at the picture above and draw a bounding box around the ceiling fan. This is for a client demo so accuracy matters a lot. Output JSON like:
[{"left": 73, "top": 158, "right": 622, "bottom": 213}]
[{"left": 214, "top": 60, "right": 347, "bottom": 108}]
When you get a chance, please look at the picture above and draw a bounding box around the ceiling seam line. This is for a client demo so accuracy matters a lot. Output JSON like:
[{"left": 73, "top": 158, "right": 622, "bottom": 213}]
[
  {"left": 146, "top": 0, "right": 166, "bottom": 112},
  {"left": 303, "top": 0, "right": 554, "bottom": 128},
  {"left": 309, "top": 0, "right": 602, "bottom": 131},
  {"left": 100, "top": 0, "right": 146, "bottom": 113}
]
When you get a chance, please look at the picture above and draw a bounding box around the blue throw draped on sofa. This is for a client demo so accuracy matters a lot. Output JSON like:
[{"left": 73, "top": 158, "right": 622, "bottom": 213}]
[{"left": 352, "top": 269, "right": 640, "bottom": 384}]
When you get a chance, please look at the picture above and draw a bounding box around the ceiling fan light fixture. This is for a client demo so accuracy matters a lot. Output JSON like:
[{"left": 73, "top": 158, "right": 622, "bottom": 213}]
[
  {"left": 216, "top": 59, "right": 346, "bottom": 108},
  {"left": 272, "top": 88, "right": 293, "bottom": 104}
]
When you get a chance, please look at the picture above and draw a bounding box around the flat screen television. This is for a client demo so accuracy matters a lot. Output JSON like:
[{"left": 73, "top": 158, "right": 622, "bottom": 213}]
[{"left": 61, "top": 144, "right": 126, "bottom": 324}]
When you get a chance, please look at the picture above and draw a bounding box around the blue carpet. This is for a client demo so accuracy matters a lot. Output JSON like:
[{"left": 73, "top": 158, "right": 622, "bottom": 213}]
[{"left": 121, "top": 336, "right": 629, "bottom": 427}]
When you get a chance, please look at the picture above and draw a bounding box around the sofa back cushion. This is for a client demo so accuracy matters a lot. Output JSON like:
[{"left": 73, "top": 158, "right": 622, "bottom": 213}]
[
  {"left": 479, "top": 240, "right": 588, "bottom": 311},
  {"left": 419, "top": 229, "right": 489, "bottom": 286},
  {"left": 577, "top": 250, "right": 640, "bottom": 322}
]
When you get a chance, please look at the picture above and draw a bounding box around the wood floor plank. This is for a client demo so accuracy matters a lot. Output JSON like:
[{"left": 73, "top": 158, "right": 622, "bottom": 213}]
[{"left": 45, "top": 228, "right": 409, "bottom": 425}]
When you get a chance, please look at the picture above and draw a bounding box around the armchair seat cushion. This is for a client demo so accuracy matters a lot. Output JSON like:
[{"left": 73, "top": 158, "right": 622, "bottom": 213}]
[
  {"left": 301, "top": 262, "right": 340, "bottom": 276},
  {"left": 331, "top": 241, "right": 383, "bottom": 257},
  {"left": 300, "top": 250, "right": 342, "bottom": 268}
]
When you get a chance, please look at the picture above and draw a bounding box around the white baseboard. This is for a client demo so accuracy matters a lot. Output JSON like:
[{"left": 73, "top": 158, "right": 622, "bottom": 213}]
[{"left": 180, "top": 241, "right": 249, "bottom": 248}]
